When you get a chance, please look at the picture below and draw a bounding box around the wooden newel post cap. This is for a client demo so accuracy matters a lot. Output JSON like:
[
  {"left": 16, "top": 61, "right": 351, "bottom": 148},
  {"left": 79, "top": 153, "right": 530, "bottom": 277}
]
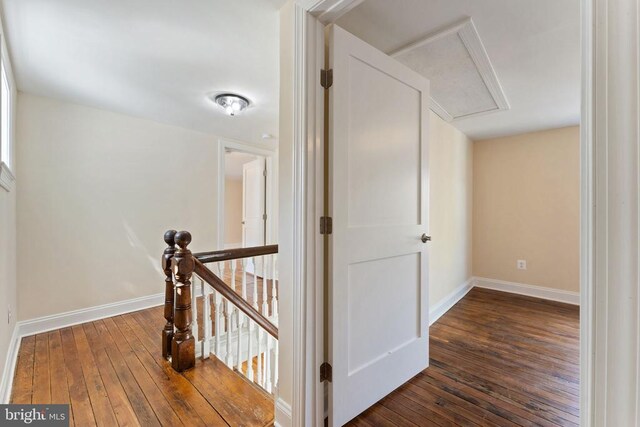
[
  {"left": 164, "top": 229, "right": 178, "bottom": 247},
  {"left": 175, "top": 231, "right": 192, "bottom": 251},
  {"left": 173, "top": 231, "right": 194, "bottom": 276}
]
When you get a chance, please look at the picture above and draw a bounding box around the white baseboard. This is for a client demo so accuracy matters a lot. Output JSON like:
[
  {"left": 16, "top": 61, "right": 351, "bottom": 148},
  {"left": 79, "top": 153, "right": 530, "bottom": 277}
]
[
  {"left": 275, "top": 397, "right": 292, "bottom": 427},
  {"left": 473, "top": 277, "right": 580, "bottom": 305},
  {"left": 429, "top": 278, "right": 474, "bottom": 326},
  {"left": 16, "top": 293, "right": 165, "bottom": 338},
  {"left": 0, "top": 324, "right": 20, "bottom": 403}
]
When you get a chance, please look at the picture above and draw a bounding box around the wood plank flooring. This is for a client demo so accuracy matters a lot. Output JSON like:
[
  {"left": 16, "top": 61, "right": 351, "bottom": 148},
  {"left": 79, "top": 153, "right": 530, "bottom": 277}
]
[
  {"left": 347, "top": 288, "right": 580, "bottom": 427},
  {"left": 11, "top": 285, "right": 578, "bottom": 426},
  {"left": 11, "top": 305, "right": 274, "bottom": 427}
]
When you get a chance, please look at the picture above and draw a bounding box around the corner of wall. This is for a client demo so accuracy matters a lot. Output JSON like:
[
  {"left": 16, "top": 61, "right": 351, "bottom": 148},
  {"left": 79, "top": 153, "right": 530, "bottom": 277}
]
[{"left": 0, "top": 324, "right": 19, "bottom": 403}]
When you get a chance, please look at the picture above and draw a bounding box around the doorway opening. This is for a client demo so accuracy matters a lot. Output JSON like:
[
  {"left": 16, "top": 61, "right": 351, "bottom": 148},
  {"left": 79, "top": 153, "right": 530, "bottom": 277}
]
[
  {"left": 224, "top": 150, "right": 266, "bottom": 249},
  {"left": 311, "top": 2, "right": 581, "bottom": 426},
  {"left": 216, "top": 139, "right": 277, "bottom": 252}
]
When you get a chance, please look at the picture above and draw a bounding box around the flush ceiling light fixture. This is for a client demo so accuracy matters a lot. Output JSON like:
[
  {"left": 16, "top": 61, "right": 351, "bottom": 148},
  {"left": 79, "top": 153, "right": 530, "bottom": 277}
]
[{"left": 213, "top": 93, "right": 250, "bottom": 116}]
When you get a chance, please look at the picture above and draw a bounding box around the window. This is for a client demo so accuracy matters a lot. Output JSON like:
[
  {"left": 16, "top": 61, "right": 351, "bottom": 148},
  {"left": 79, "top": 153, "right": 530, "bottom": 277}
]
[
  {"left": 0, "top": 44, "right": 15, "bottom": 192},
  {"left": 1, "top": 61, "right": 10, "bottom": 167}
]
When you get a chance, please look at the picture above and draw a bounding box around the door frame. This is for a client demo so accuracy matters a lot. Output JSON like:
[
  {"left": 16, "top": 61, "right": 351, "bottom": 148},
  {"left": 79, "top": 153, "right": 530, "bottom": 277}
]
[
  {"left": 290, "top": 1, "right": 604, "bottom": 427},
  {"left": 280, "top": 2, "right": 358, "bottom": 426},
  {"left": 215, "top": 138, "right": 277, "bottom": 251}
]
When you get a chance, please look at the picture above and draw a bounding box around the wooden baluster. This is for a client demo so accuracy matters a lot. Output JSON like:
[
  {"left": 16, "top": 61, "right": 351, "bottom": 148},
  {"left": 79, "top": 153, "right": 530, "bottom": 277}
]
[
  {"left": 271, "top": 255, "right": 278, "bottom": 319},
  {"left": 237, "top": 258, "right": 248, "bottom": 373},
  {"left": 265, "top": 335, "right": 272, "bottom": 392},
  {"left": 230, "top": 258, "right": 237, "bottom": 293},
  {"left": 161, "top": 230, "right": 177, "bottom": 359},
  {"left": 229, "top": 259, "right": 241, "bottom": 370},
  {"left": 257, "top": 326, "right": 263, "bottom": 386},
  {"left": 224, "top": 299, "right": 233, "bottom": 367},
  {"left": 262, "top": 255, "right": 268, "bottom": 316},
  {"left": 171, "top": 231, "right": 195, "bottom": 372},
  {"left": 274, "top": 338, "right": 279, "bottom": 390},
  {"left": 247, "top": 319, "right": 254, "bottom": 381},
  {"left": 260, "top": 257, "right": 269, "bottom": 389},
  {"left": 201, "top": 279, "right": 212, "bottom": 359},
  {"left": 191, "top": 276, "right": 199, "bottom": 346},
  {"left": 250, "top": 257, "right": 258, "bottom": 310},
  {"left": 236, "top": 307, "right": 243, "bottom": 372},
  {"left": 219, "top": 260, "right": 227, "bottom": 289},
  {"left": 214, "top": 263, "right": 222, "bottom": 357},
  {"left": 241, "top": 258, "right": 248, "bottom": 304}
]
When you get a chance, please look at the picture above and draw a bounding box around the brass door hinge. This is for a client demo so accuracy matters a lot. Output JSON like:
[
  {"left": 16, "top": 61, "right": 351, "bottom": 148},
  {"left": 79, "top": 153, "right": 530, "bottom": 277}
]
[
  {"left": 320, "top": 362, "right": 332, "bottom": 382},
  {"left": 321, "top": 69, "right": 333, "bottom": 89},
  {"left": 320, "top": 216, "right": 333, "bottom": 235}
]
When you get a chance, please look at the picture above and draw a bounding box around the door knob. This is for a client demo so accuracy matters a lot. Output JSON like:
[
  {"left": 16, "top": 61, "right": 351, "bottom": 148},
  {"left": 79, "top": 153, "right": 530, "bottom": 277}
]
[{"left": 421, "top": 234, "right": 431, "bottom": 243}]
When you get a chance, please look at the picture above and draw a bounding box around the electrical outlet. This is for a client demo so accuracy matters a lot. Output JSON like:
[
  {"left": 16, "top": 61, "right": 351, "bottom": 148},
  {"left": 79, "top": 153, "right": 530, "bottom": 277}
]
[{"left": 517, "top": 260, "right": 527, "bottom": 270}]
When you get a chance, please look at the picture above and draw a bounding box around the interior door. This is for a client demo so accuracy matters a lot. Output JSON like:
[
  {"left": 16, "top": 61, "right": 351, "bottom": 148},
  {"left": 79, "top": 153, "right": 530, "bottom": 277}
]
[
  {"left": 242, "top": 157, "right": 266, "bottom": 253},
  {"left": 328, "top": 25, "right": 430, "bottom": 426}
]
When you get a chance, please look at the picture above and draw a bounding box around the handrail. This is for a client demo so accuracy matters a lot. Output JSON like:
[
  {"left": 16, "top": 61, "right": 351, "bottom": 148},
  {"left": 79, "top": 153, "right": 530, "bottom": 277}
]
[
  {"left": 193, "top": 258, "right": 278, "bottom": 339},
  {"left": 194, "top": 244, "right": 278, "bottom": 264}
]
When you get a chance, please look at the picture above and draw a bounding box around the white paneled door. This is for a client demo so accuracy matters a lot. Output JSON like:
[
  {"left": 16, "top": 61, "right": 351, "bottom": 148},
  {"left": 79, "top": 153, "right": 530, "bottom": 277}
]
[{"left": 328, "top": 25, "right": 431, "bottom": 426}]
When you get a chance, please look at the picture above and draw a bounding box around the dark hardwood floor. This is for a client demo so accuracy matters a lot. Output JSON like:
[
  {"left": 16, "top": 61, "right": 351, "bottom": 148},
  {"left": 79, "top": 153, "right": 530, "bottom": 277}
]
[
  {"left": 11, "top": 286, "right": 578, "bottom": 426},
  {"left": 11, "top": 305, "right": 274, "bottom": 427},
  {"left": 347, "top": 288, "right": 579, "bottom": 427}
]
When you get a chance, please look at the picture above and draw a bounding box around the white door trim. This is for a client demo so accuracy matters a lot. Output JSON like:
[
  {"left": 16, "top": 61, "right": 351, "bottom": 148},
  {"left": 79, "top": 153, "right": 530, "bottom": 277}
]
[
  {"left": 583, "top": 0, "right": 640, "bottom": 424},
  {"left": 579, "top": 0, "right": 595, "bottom": 423},
  {"left": 282, "top": 2, "right": 361, "bottom": 426},
  {"left": 215, "top": 138, "right": 276, "bottom": 251}
]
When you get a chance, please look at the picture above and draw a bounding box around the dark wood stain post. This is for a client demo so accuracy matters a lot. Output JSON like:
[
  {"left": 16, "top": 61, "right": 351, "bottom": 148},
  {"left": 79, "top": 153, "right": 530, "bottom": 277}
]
[
  {"left": 170, "top": 231, "right": 195, "bottom": 371},
  {"left": 161, "top": 229, "right": 177, "bottom": 359}
]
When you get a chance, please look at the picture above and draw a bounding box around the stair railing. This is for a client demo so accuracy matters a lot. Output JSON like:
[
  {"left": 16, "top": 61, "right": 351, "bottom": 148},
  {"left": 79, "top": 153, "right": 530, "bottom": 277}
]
[{"left": 161, "top": 230, "right": 279, "bottom": 394}]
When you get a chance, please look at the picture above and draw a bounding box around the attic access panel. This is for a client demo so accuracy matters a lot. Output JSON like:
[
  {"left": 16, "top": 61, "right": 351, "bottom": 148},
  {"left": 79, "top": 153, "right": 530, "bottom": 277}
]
[{"left": 392, "top": 18, "right": 509, "bottom": 122}]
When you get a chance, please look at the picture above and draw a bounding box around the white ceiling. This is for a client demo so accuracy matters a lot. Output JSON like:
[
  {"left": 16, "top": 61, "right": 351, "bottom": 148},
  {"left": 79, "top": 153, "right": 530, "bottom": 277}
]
[
  {"left": 2, "top": 0, "right": 284, "bottom": 144},
  {"left": 225, "top": 151, "right": 258, "bottom": 179},
  {"left": 336, "top": 0, "right": 580, "bottom": 140}
]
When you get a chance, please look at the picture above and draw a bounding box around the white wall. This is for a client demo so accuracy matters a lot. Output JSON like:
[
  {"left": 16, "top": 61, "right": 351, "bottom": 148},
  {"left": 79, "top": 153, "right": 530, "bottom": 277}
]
[
  {"left": 16, "top": 93, "right": 223, "bottom": 320},
  {"left": 0, "top": 169, "right": 17, "bottom": 395},
  {"left": 428, "top": 111, "right": 474, "bottom": 306}
]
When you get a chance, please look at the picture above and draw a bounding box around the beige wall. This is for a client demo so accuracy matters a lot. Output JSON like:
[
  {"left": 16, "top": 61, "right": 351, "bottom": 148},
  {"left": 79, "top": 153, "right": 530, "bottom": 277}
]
[
  {"left": 16, "top": 93, "right": 223, "bottom": 320},
  {"left": 428, "top": 111, "right": 474, "bottom": 306},
  {"left": 472, "top": 126, "right": 580, "bottom": 292},
  {"left": 224, "top": 177, "right": 243, "bottom": 246}
]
